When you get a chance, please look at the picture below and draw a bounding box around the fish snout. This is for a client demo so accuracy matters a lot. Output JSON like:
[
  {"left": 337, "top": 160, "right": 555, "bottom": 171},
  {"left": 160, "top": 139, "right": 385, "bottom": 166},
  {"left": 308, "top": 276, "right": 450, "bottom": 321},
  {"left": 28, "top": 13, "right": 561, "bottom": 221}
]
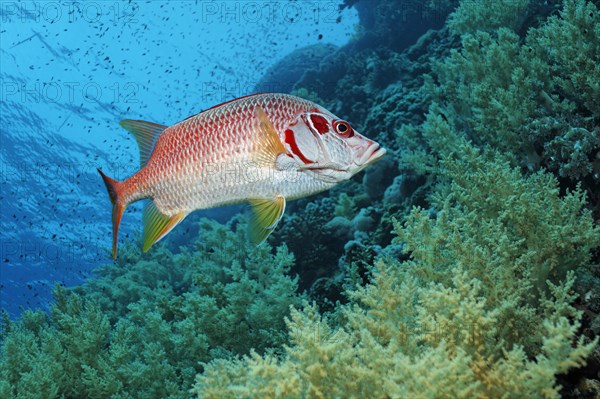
[{"left": 358, "top": 141, "right": 386, "bottom": 166}]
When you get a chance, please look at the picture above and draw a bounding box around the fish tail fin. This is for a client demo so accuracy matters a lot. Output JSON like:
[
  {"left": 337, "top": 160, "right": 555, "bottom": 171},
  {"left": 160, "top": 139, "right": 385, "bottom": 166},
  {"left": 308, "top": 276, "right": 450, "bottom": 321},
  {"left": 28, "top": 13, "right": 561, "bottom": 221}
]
[{"left": 97, "top": 168, "right": 126, "bottom": 260}]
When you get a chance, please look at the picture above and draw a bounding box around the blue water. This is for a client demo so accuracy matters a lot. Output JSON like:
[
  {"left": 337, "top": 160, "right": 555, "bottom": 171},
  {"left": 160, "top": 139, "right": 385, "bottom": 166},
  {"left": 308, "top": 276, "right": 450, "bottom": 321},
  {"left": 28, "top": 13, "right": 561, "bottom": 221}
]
[{"left": 0, "top": 1, "right": 358, "bottom": 317}]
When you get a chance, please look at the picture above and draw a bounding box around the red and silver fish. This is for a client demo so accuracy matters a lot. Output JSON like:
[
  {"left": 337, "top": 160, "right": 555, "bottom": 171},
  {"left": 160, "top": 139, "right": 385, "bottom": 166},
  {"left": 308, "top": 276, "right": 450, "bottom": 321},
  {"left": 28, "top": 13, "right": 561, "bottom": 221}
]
[{"left": 98, "top": 93, "right": 386, "bottom": 259}]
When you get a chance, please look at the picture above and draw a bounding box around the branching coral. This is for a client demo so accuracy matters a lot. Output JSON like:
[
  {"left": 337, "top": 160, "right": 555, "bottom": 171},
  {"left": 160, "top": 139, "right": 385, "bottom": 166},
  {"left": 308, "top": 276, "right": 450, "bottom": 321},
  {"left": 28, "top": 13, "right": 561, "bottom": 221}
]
[
  {"left": 192, "top": 148, "right": 599, "bottom": 398},
  {"left": 2, "top": 1, "right": 599, "bottom": 398},
  {"left": 0, "top": 218, "right": 303, "bottom": 399},
  {"left": 192, "top": 1, "right": 600, "bottom": 396},
  {"left": 528, "top": 0, "right": 600, "bottom": 117},
  {"left": 447, "top": 0, "right": 531, "bottom": 34},
  {"left": 419, "top": 0, "right": 600, "bottom": 181},
  {"left": 207, "top": 3, "right": 599, "bottom": 395},
  {"left": 397, "top": 144, "right": 600, "bottom": 351}
]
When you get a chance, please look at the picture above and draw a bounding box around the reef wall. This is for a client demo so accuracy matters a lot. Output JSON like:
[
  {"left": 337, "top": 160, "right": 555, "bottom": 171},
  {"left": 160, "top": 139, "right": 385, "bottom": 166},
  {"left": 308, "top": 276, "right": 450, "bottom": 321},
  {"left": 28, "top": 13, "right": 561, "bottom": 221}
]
[{"left": 1, "top": 1, "right": 599, "bottom": 398}]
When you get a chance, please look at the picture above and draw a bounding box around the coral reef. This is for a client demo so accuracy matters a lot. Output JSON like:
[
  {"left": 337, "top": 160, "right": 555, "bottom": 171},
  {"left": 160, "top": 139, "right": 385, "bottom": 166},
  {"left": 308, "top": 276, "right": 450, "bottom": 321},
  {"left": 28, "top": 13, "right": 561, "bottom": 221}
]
[
  {"left": 253, "top": 43, "right": 338, "bottom": 94},
  {"left": 193, "top": 148, "right": 599, "bottom": 398},
  {"left": 421, "top": 0, "right": 600, "bottom": 183},
  {"left": 2, "top": 0, "right": 599, "bottom": 397},
  {"left": 447, "top": 0, "right": 531, "bottom": 34},
  {"left": 341, "top": 0, "right": 447, "bottom": 52},
  {"left": 294, "top": 28, "right": 457, "bottom": 141},
  {"left": 191, "top": 1, "right": 600, "bottom": 396},
  {"left": 0, "top": 219, "right": 303, "bottom": 398}
]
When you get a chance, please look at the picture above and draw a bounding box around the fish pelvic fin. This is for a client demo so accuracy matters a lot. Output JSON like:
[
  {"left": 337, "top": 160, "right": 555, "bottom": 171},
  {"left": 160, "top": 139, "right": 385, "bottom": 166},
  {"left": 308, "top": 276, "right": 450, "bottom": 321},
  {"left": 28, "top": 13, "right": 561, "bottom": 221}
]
[
  {"left": 119, "top": 120, "right": 168, "bottom": 168},
  {"left": 248, "top": 195, "right": 286, "bottom": 245},
  {"left": 143, "top": 201, "right": 186, "bottom": 253},
  {"left": 98, "top": 168, "right": 126, "bottom": 260},
  {"left": 253, "top": 107, "right": 286, "bottom": 167}
]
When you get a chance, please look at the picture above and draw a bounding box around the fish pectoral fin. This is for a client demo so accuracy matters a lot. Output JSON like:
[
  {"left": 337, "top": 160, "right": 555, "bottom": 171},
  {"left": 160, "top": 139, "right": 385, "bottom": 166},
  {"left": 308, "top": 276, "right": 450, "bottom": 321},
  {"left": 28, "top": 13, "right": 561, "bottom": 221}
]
[
  {"left": 142, "top": 201, "right": 187, "bottom": 253},
  {"left": 248, "top": 195, "right": 286, "bottom": 245},
  {"left": 253, "top": 107, "right": 286, "bottom": 168},
  {"left": 120, "top": 120, "right": 168, "bottom": 168}
]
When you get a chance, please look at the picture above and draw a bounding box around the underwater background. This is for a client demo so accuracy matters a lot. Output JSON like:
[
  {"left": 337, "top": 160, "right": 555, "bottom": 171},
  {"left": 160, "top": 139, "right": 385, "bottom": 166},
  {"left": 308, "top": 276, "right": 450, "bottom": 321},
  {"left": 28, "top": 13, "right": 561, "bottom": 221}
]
[{"left": 1, "top": 0, "right": 599, "bottom": 398}]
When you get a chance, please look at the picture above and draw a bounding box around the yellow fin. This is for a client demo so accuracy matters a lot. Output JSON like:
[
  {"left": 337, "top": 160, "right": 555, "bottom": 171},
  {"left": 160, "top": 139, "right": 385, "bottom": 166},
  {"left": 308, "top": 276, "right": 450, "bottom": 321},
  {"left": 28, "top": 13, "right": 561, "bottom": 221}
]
[
  {"left": 120, "top": 120, "right": 167, "bottom": 168},
  {"left": 253, "top": 107, "right": 286, "bottom": 167},
  {"left": 248, "top": 195, "right": 286, "bottom": 244},
  {"left": 142, "top": 201, "right": 186, "bottom": 253}
]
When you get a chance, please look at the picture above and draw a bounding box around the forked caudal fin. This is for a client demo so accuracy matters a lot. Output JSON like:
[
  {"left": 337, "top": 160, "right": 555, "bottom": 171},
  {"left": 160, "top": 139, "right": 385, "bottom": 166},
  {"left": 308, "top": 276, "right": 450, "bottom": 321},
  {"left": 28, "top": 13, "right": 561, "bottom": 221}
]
[
  {"left": 98, "top": 119, "right": 169, "bottom": 259},
  {"left": 97, "top": 168, "right": 126, "bottom": 260},
  {"left": 97, "top": 168, "right": 185, "bottom": 259}
]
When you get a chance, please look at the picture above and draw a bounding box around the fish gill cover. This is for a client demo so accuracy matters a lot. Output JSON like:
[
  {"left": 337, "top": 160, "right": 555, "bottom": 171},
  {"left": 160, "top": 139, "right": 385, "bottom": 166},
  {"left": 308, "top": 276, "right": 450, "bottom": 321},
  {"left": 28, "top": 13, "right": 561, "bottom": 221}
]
[{"left": 0, "top": 0, "right": 599, "bottom": 398}]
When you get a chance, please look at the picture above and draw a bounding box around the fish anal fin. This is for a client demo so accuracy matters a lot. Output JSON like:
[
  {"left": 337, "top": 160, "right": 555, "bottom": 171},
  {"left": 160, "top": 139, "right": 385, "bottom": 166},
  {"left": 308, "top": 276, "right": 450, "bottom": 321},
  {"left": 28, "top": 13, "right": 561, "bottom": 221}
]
[
  {"left": 248, "top": 195, "right": 286, "bottom": 245},
  {"left": 253, "top": 107, "right": 286, "bottom": 167},
  {"left": 120, "top": 120, "right": 168, "bottom": 168},
  {"left": 142, "top": 201, "right": 186, "bottom": 253}
]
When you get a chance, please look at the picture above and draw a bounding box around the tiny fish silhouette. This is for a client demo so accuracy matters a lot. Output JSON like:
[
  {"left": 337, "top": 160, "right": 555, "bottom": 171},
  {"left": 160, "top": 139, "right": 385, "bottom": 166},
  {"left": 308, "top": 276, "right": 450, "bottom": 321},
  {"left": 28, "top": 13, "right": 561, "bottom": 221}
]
[{"left": 98, "top": 93, "right": 386, "bottom": 259}]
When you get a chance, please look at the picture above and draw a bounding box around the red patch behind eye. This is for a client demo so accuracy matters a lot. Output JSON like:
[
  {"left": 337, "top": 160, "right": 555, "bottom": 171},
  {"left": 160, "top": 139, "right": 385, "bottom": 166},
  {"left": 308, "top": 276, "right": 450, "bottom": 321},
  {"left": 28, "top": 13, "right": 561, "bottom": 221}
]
[
  {"left": 310, "top": 114, "right": 329, "bottom": 135},
  {"left": 285, "top": 129, "right": 313, "bottom": 165}
]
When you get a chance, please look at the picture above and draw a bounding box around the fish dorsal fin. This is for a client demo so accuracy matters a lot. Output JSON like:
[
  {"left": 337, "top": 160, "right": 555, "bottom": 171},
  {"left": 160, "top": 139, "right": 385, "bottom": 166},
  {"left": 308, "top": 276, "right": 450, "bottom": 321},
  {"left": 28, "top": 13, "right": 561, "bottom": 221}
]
[
  {"left": 120, "top": 120, "right": 168, "bottom": 168},
  {"left": 248, "top": 195, "right": 286, "bottom": 245},
  {"left": 142, "top": 201, "right": 186, "bottom": 253},
  {"left": 253, "top": 107, "right": 286, "bottom": 167}
]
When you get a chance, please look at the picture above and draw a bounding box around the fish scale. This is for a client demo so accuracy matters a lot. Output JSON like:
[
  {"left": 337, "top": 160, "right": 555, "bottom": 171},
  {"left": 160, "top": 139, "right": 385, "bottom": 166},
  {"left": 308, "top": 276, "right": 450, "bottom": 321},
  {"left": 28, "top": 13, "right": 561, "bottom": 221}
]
[
  {"left": 98, "top": 93, "right": 386, "bottom": 259},
  {"left": 135, "top": 94, "right": 325, "bottom": 213}
]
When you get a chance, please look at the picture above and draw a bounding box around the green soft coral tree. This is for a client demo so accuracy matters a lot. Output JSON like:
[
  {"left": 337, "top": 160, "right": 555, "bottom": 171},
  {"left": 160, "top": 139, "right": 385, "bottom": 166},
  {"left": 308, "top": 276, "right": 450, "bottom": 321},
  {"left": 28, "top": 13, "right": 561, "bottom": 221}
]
[
  {"left": 0, "top": 219, "right": 303, "bottom": 399},
  {"left": 192, "top": 146, "right": 599, "bottom": 399},
  {"left": 399, "top": 144, "right": 599, "bottom": 352},
  {"left": 447, "top": 0, "right": 530, "bottom": 34},
  {"left": 191, "top": 2, "right": 600, "bottom": 396},
  {"left": 422, "top": 0, "right": 600, "bottom": 180}
]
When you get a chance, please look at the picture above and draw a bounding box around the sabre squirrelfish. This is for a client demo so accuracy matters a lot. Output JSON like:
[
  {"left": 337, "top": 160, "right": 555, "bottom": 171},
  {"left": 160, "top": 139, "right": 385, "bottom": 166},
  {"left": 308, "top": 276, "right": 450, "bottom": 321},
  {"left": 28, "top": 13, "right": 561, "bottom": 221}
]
[{"left": 98, "top": 93, "right": 386, "bottom": 259}]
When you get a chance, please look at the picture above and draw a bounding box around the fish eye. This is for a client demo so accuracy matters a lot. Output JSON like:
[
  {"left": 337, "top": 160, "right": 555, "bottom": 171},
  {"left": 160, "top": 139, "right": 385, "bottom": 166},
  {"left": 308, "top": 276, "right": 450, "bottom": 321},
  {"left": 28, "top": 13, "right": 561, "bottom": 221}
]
[{"left": 334, "top": 121, "right": 354, "bottom": 138}]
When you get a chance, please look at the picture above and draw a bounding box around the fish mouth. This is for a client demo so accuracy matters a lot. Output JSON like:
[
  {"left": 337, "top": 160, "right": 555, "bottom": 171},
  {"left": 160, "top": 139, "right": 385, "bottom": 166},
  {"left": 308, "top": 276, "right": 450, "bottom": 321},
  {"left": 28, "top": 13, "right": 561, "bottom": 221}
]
[{"left": 359, "top": 143, "right": 386, "bottom": 166}]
